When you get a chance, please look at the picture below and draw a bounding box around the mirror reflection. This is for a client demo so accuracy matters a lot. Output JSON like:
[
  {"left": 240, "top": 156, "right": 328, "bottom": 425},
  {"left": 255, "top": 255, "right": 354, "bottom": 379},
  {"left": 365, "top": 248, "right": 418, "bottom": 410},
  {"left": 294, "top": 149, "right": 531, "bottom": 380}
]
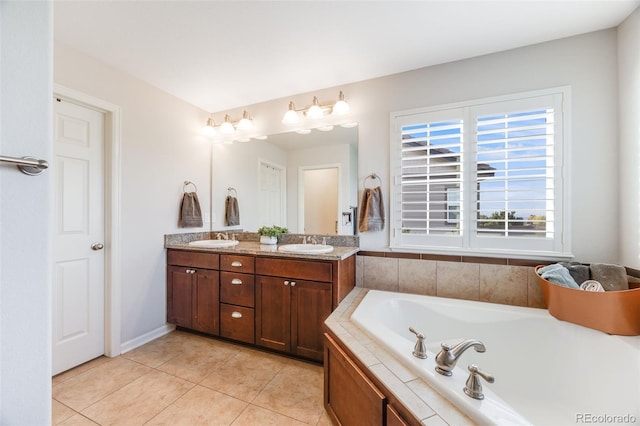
[{"left": 212, "top": 125, "right": 358, "bottom": 235}]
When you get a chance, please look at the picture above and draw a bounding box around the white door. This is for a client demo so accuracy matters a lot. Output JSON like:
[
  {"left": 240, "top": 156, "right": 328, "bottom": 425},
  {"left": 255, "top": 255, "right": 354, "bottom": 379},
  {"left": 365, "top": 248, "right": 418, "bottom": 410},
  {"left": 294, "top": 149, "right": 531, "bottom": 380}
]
[
  {"left": 259, "top": 161, "right": 285, "bottom": 227},
  {"left": 52, "top": 98, "right": 105, "bottom": 375}
]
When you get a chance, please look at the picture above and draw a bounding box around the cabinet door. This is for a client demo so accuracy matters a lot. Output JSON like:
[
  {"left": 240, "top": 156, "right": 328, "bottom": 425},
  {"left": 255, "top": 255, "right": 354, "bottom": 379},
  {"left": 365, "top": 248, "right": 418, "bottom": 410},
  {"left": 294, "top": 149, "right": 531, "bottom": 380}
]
[
  {"left": 291, "top": 280, "right": 331, "bottom": 361},
  {"left": 192, "top": 268, "right": 220, "bottom": 335},
  {"left": 324, "top": 333, "right": 385, "bottom": 425},
  {"left": 256, "top": 275, "right": 291, "bottom": 353},
  {"left": 387, "top": 405, "right": 410, "bottom": 426},
  {"left": 167, "top": 266, "right": 193, "bottom": 328}
]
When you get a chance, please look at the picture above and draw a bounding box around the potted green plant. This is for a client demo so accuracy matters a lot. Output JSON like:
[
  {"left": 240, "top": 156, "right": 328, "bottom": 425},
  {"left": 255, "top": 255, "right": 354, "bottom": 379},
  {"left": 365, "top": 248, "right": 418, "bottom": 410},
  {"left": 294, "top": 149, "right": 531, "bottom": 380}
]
[{"left": 257, "top": 225, "right": 289, "bottom": 245}]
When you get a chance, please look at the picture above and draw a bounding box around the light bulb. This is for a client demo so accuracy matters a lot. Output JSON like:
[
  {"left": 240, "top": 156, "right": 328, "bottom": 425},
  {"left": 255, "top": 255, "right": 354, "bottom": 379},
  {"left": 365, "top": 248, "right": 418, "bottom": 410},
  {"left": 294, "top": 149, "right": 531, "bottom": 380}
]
[
  {"left": 202, "top": 118, "right": 216, "bottom": 138},
  {"left": 282, "top": 101, "right": 300, "bottom": 125},
  {"left": 236, "top": 110, "right": 253, "bottom": 131},
  {"left": 220, "top": 115, "right": 235, "bottom": 134},
  {"left": 318, "top": 125, "right": 334, "bottom": 132},
  {"left": 332, "top": 91, "right": 350, "bottom": 116},
  {"left": 306, "top": 97, "right": 323, "bottom": 119}
]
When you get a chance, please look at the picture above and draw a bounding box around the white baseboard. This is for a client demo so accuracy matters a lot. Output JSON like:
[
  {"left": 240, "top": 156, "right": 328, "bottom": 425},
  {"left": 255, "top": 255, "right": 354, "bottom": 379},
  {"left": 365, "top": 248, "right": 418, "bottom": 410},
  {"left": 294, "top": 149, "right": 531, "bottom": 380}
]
[{"left": 119, "top": 323, "right": 176, "bottom": 354}]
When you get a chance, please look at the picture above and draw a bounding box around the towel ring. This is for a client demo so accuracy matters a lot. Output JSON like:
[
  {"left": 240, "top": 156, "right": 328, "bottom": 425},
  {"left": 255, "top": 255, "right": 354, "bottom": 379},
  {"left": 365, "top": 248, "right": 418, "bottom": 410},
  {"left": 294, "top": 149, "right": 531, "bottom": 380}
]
[
  {"left": 183, "top": 181, "right": 197, "bottom": 193},
  {"left": 227, "top": 187, "right": 237, "bottom": 197},
  {"left": 364, "top": 173, "right": 382, "bottom": 188}
]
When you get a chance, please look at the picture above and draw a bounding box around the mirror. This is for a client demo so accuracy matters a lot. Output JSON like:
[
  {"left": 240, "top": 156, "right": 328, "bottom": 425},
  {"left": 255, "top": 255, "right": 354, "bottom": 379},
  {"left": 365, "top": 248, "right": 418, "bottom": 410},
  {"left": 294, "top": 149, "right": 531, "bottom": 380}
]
[{"left": 212, "top": 125, "right": 358, "bottom": 235}]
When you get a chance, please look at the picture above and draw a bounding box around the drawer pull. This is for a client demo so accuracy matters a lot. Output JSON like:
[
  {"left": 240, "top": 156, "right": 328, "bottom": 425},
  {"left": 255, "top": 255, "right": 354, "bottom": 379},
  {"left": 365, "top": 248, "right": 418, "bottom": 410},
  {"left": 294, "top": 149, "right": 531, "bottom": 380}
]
[
  {"left": 231, "top": 311, "right": 243, "bottom": 319},
  {"left": 231, "top": 261, "right": 243, "bottom": 267},
  {"left": 231, "top": 278, "right": 243, "bottom": 285}
]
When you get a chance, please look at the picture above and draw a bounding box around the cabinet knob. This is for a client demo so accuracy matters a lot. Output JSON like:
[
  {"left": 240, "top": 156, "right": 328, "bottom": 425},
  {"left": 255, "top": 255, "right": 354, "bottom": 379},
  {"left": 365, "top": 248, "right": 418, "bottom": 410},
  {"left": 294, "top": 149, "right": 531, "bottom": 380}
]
[
  {"left": 290, "top": 281, "right": 296, "bottom": 287},
  {"left": 231, "top": 261, "right": 243, "bottom": 267},
  {"left": 231, "top": 311, "right": 243, "bottom": 319},
  {"left": 231, "top": 278, "right": 243, "bottom": 285},
  {"left": 284, "top": 280, "right": 289, "bottom": 286}
]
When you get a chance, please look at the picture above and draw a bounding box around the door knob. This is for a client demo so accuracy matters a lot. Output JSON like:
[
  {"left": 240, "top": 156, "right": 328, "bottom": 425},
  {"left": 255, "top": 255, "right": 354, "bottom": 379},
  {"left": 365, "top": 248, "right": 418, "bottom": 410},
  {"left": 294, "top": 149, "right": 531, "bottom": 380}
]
[{"left": 91, "top": 242, "right": 104, "bottom": 251}]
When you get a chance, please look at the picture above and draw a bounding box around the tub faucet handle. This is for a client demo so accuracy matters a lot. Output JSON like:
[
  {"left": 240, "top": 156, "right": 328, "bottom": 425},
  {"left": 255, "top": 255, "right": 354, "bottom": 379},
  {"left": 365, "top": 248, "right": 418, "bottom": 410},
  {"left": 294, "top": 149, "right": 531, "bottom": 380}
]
[
  {"left": 409, "top": 327, "right": 427, "bottom": 359},
  {"left": 463, "top": 364, "right": 495, "bottom": 400}
]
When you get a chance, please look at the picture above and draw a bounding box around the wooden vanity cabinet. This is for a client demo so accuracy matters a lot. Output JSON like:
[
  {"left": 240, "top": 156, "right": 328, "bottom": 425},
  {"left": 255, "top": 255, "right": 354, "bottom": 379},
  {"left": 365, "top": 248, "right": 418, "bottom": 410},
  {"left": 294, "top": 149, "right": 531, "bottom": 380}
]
[
  {"left": 324, "top": 333, "right": 385, "bottom": 425},
  {"left": 166, "top": 250, "right": 220, "bottom": 335},
  {"left": 167, "top": 247, "right": 356, "bottom": 362},
  {"left": 256, "top": 257, "right": 333, "bottom": 361},
  {"left": 324, "top": 331, "right": 422, "bottom": 426},
  {"left": 219, "top": 254, "right": 255, "bottom": 344}
]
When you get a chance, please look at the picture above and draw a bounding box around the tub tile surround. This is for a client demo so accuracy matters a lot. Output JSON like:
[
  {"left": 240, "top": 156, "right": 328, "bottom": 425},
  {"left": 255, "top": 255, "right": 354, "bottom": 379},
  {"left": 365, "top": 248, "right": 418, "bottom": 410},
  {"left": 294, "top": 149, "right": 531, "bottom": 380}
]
[
  {"left": 325, "top": 288, "right": 476, "bottom": 426},
  {"left": 358, "top": 254, "right": 546, "bottom": 309}
]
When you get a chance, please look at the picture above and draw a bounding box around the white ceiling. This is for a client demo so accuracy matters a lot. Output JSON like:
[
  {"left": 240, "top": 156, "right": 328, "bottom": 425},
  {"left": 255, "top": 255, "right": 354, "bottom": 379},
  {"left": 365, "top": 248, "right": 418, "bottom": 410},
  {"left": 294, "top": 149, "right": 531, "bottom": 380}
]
[{"left": 54, "top": 1, "right": 639, "bottom": 113}]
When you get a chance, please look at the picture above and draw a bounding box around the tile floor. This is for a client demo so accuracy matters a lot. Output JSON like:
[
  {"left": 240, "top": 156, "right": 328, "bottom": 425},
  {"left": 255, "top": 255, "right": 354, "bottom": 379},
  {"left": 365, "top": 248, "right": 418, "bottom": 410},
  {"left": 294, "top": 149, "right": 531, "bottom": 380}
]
[{"left": 52, "top": 330, "right": 332, "bottom": 425}]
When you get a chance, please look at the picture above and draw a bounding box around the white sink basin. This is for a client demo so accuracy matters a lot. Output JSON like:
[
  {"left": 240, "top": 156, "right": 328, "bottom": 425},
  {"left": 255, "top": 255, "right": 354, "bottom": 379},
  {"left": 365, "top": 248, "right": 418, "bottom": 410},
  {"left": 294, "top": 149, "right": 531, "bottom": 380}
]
[
  {"left": 278, "top": 244, "right": 334, "bottom": 254},
  {"left": 188, "top": 239, "right": 239, "bottom": 248}
]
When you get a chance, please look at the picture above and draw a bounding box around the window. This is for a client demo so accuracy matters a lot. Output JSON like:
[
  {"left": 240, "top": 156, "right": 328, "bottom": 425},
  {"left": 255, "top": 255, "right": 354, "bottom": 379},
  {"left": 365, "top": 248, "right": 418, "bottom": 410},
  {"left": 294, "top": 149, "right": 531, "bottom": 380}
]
[{"left": 390, "top": 88, "right": 570, "bottom": 258}]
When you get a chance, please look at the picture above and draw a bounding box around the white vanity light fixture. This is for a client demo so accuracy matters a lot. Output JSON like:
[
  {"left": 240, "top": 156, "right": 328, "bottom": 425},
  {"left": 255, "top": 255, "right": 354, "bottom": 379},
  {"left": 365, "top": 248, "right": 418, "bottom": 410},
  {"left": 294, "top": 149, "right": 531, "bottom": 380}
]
[
  {"left": 317, "top": 125, "right": 334, "bottom": 131},
  {"left": 220, "top": 115, "right": 235, "bottom": 134},
  {"left": 282, "top": 101, "right": 300, "bottom": 124},
  {"left": 236, "top": 110, "right": 254, "bottom": 131},
  {"left": 296, "top": 129, "right": 311, "bottom": 134},
  {"left": 202, "top": 118, "right": 217, "bottom": 137},
  {"left": 331, "top": 91, "right": 350, "bottom": 116},
  {"left": 203, "top": 110, "right": 254, "bottom": 138},
  {"left": 306, "top": 96, "right": 324, "bottom": 119},
  {"left": 282, "top": 91, "right": 350, "bottom": 125}
]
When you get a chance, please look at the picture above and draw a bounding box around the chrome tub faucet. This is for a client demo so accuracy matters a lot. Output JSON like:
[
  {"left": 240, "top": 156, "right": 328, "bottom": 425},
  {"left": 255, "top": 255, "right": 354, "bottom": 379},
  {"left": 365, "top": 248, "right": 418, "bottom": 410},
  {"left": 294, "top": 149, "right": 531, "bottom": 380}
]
[
  {"left": 435, "top": 339, "right": 486, "bottom": 376},
  {"left": 409, "top": 327, "right": 427, "bottom": 359}
]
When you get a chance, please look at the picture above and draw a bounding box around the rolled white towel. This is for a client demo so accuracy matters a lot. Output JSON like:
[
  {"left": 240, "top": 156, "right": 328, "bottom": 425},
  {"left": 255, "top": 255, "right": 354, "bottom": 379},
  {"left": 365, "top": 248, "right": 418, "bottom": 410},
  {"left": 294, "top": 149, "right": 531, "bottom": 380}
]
[{"left": 580, "top": 280, "right": 605, "bottom": 292}]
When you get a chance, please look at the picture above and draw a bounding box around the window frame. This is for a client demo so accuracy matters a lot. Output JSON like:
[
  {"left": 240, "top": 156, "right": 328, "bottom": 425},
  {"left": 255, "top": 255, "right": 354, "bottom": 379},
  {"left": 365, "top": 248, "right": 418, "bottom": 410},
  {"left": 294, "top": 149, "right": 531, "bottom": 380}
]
[{"left": 389, "top": 87, "right": 572, "bottom": 260}]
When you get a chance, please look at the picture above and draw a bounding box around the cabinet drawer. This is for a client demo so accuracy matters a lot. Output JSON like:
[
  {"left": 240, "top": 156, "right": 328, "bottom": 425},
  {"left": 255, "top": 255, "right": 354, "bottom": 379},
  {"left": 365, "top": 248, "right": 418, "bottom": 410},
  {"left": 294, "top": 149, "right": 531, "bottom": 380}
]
[
  {"left": 255, "top": 258, "right": 332, "bottom": 282},
  {"left": 220, "top": 254, "right": 255, "bottom": 274},
  {"left": 220, "top": 272, "right": 255, "bottom": 307},
  {"left": 167, "top": 249, "right": 219, "bottom": 269},
  {"left": 220, "top": 304, "right": 255, "bottom": 344}
]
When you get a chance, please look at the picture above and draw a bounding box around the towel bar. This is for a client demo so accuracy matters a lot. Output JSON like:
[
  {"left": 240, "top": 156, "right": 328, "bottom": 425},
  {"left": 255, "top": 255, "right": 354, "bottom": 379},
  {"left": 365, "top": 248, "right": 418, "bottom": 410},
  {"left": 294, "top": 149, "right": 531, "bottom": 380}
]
[
  {"left": 364, "top": 173, "right": 382, "bottom": 188},
  {"left": 0, "top": 155, "right": 49, "bottom": 176},
  {"left": 183, "top": 181, "right": 198, "bottom": 193}
]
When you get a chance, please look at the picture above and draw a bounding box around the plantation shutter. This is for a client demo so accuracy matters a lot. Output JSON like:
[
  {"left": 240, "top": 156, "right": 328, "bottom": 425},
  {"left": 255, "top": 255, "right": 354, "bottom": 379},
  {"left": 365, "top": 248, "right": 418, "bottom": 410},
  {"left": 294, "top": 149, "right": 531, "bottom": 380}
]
[
  {"left": 391, "top": 89, "right": 568, "bottom": 257},
  {"left": 392, "top": 108, "right": 465, "bottom": 249},
  {"left": 469, "top": 94, "right": 563, "bottom": 253}
]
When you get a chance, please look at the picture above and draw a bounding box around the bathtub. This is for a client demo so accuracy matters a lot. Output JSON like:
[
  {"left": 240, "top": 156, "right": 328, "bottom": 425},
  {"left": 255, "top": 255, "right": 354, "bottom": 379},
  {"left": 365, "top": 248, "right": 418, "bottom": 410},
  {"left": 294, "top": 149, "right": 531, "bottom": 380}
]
[{"left": 351, "top": 290, "right": 640, "bottom": 426}]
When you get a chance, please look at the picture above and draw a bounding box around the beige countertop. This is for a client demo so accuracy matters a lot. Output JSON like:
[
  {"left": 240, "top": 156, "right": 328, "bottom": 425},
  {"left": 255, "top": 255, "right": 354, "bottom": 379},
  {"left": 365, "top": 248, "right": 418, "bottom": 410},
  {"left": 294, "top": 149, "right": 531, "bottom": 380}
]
[{"left": 165, "top": 240, "right": 359, "bottom": 261}]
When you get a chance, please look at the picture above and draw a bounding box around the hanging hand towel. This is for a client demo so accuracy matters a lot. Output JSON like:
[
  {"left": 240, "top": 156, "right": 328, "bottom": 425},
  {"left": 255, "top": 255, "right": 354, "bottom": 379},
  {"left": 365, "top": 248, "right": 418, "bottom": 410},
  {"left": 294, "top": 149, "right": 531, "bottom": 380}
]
[
  {"left": 225, "top": 196, "right": 240, "bottom": 226},
  {"left": 358, "top": 186, "right": 385, "bottom": 232},
  {"left": 179, "top": 192, "right": 203, "bottom": 228}
]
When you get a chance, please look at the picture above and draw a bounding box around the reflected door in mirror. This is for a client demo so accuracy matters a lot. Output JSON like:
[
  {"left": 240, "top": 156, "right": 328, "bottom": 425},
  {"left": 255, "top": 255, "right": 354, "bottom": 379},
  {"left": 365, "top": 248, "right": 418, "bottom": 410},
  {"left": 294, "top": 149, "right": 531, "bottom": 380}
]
[
  {"left": 302, "top": 167, "right": 338, "bottom": 234},
  {"left": 259, "top": 161, "right": 286, "bottom": 227}
]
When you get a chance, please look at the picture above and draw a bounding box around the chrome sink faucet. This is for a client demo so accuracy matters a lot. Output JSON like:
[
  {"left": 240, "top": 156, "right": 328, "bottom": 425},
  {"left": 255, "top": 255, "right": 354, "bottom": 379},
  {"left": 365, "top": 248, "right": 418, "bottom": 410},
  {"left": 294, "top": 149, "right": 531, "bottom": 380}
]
[
  {"left": 216, "top": 232, "right": 229, "bottom": 240},
  {"left": 435, "top": 339, "right": 486, "bottom": 376}
]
